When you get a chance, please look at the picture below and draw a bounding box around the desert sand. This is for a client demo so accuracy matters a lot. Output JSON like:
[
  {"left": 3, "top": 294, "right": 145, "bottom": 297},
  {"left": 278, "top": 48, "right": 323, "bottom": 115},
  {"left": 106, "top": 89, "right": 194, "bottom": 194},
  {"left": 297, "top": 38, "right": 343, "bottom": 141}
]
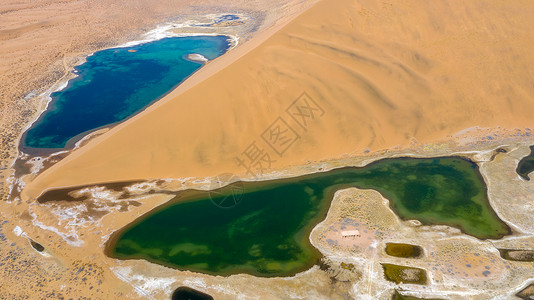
[
  {"left": 0, "top": 0, "right": 318, "bottom": 298},
  {"left": 0, "top": 0, "right": 317, "bottom": 198},
  {"left": 4, "top": 140, "right": 534, "bottom": 299},
  {"left": 3, "top": 0, "right": 534, "bottom": 299},
  {"left": 22, "top": 0, "right": 534, "bottom": 199}
]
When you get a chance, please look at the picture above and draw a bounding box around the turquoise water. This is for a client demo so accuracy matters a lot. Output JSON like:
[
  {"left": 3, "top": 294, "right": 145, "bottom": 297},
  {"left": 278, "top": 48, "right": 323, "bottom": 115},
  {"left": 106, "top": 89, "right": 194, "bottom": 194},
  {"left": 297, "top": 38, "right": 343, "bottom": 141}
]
[
  {"left": 23, "top": 36, "right": 230, "bottom": 150},
  {"left": 107, "top": 157, "right": 510, "bottom": 277}
]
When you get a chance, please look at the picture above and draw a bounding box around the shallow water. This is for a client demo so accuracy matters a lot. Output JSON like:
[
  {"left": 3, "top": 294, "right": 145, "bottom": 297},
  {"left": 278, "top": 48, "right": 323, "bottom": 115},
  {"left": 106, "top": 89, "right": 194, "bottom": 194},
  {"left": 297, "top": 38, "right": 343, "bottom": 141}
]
[
  {"left": 171, "top": 287, "right": 213, "bottom": 300},
  {"left": 381, "top": 263, "right": 428, "bottom": 285},
  {"left": 107, "top": 157, "right": 510, "bottom": 277},
  {"left": 498, "top": 249, "right": 534, "bottom": 262},
  {"left": 385, "top": 243, "right": 423, "bottom": 258},
  {"left": 517, "top": 145, "right": 534, "bottom": 180},
  {"left": 23, "top": 36, "right": 230, "bottom": 150}
]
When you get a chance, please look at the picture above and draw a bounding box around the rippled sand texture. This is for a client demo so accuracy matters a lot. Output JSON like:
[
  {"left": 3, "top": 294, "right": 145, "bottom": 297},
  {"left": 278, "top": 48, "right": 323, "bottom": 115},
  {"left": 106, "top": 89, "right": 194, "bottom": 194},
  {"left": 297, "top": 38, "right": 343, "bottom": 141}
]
[
  {"left": 0, "top": 1, "right": 319, "bottom": 298},
  {"left": 24, "top": 0, "right": 534, "bottom": 197}
]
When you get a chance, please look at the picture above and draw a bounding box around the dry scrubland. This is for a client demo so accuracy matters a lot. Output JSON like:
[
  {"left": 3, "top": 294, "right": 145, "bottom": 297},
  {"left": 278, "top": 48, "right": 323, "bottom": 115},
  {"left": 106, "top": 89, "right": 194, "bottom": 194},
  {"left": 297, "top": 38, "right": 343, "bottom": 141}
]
[
  {"left": 2, "top": 142, "right": 533, "bottom": 299},
  {"left": 2, "top": 0, "right": 534, "bottom": 299},
  {"left": 23, "top": 0, "right": 534, "bottom": 197},
  {"left": 311, "top": 144, "right": 534, "bottom": 298}
]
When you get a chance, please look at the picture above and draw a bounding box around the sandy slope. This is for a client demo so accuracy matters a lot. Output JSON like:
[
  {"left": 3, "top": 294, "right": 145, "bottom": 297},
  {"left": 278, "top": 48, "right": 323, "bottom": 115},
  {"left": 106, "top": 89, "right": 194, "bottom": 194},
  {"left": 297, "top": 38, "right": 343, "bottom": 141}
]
[
  {"left": 24, "top": 0, "right": 534, "bottom": 198},
  {"left": 0, "top": 0, "right": 314, "bottom": 198},
  {"left": 0, "top": 1, "right": 318, "bottom": 298}
]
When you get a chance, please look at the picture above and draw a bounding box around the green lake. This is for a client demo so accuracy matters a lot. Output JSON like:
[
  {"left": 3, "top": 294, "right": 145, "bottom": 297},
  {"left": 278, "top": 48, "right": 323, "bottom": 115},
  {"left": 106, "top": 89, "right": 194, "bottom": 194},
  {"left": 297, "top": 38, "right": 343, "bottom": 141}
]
[{"left": 106, "top": 157, "right": 510, "bottom": 277}]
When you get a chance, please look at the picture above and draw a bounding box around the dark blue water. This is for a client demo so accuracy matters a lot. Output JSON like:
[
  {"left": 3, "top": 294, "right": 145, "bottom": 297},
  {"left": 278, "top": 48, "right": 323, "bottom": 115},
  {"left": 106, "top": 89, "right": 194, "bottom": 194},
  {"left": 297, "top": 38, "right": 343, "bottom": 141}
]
[{"left": 23, "top": 35, "right": 230, "bottom": 150}]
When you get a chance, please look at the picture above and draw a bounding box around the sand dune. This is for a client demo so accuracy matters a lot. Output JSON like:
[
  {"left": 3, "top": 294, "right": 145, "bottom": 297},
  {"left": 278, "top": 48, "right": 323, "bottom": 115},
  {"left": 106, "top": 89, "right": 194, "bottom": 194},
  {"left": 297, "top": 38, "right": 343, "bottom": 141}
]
[
  {"left": 0, "top": 0, "right": 312, "bottom": 189},
  {"left": 24, "top": 0, "right": 534, "bottom": 199}
]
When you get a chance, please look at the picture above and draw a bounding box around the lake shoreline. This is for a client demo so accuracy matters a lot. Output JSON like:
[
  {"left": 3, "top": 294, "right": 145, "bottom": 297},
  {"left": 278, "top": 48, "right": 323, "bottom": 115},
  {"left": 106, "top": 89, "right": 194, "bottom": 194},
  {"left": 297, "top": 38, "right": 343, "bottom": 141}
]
[
  {"left": 4, "top": 0, "right": 534, "bottom": 297},
  {"left": 8, "top": 132, "right": 534, "bottom": 298},
  {"left": 101, "top": 155, "right": 510, "bottom": 278},
  {"left": 19, "top": 31, "right": 236, "bottom": 155}
]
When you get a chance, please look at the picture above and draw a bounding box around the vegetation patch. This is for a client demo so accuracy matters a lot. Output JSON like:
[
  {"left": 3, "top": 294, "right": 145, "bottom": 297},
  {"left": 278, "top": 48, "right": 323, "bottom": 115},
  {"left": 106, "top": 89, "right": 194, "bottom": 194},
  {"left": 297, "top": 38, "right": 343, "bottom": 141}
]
[
  {"left": 382, "top": 264, "right": 428, "bottom": 285},
  {"left": 499, "top": 249, "right": 534, "bottom": 262},
  {"left": 385, "top": 243, "right": 423, "bottom": 258}
]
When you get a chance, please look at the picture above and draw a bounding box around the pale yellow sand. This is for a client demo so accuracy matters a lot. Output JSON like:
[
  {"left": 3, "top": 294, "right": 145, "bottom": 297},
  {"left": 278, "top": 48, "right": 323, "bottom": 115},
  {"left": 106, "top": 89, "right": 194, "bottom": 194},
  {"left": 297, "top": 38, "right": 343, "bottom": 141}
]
[
  {"left": 0, "top": 0, "right": 315, "bottom": 196},
  {"left": 0, "top": 1, "right": 319, "bottom": 298},
  {"left": 24, "top": 0, "right": 534, "bottom": 199}
]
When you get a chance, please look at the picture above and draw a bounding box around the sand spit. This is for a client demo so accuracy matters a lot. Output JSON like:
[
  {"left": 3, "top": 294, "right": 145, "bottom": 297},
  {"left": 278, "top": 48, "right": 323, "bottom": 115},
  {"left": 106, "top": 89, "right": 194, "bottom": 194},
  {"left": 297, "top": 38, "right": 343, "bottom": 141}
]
[
  {"left": 187, "top": 53, "right": 209, "bottom": 63},
  {"left": 22, "top": 0, "right": 534, "bottom": 199}
]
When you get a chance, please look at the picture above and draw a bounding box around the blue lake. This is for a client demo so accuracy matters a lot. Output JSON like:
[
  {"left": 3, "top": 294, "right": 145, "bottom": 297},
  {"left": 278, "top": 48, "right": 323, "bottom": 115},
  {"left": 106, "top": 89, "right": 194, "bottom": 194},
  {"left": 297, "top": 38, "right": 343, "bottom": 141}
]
[{"left": 23, "top": 35, "right": 231, "bottom": 150}]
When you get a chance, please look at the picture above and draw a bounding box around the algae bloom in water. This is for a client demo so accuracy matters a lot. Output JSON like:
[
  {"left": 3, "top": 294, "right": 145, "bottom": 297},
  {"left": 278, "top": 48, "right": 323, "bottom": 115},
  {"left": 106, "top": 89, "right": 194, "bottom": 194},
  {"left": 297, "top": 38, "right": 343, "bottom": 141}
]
[{"left": 107, "top": 157, "right": 509, "bottom": 277}]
